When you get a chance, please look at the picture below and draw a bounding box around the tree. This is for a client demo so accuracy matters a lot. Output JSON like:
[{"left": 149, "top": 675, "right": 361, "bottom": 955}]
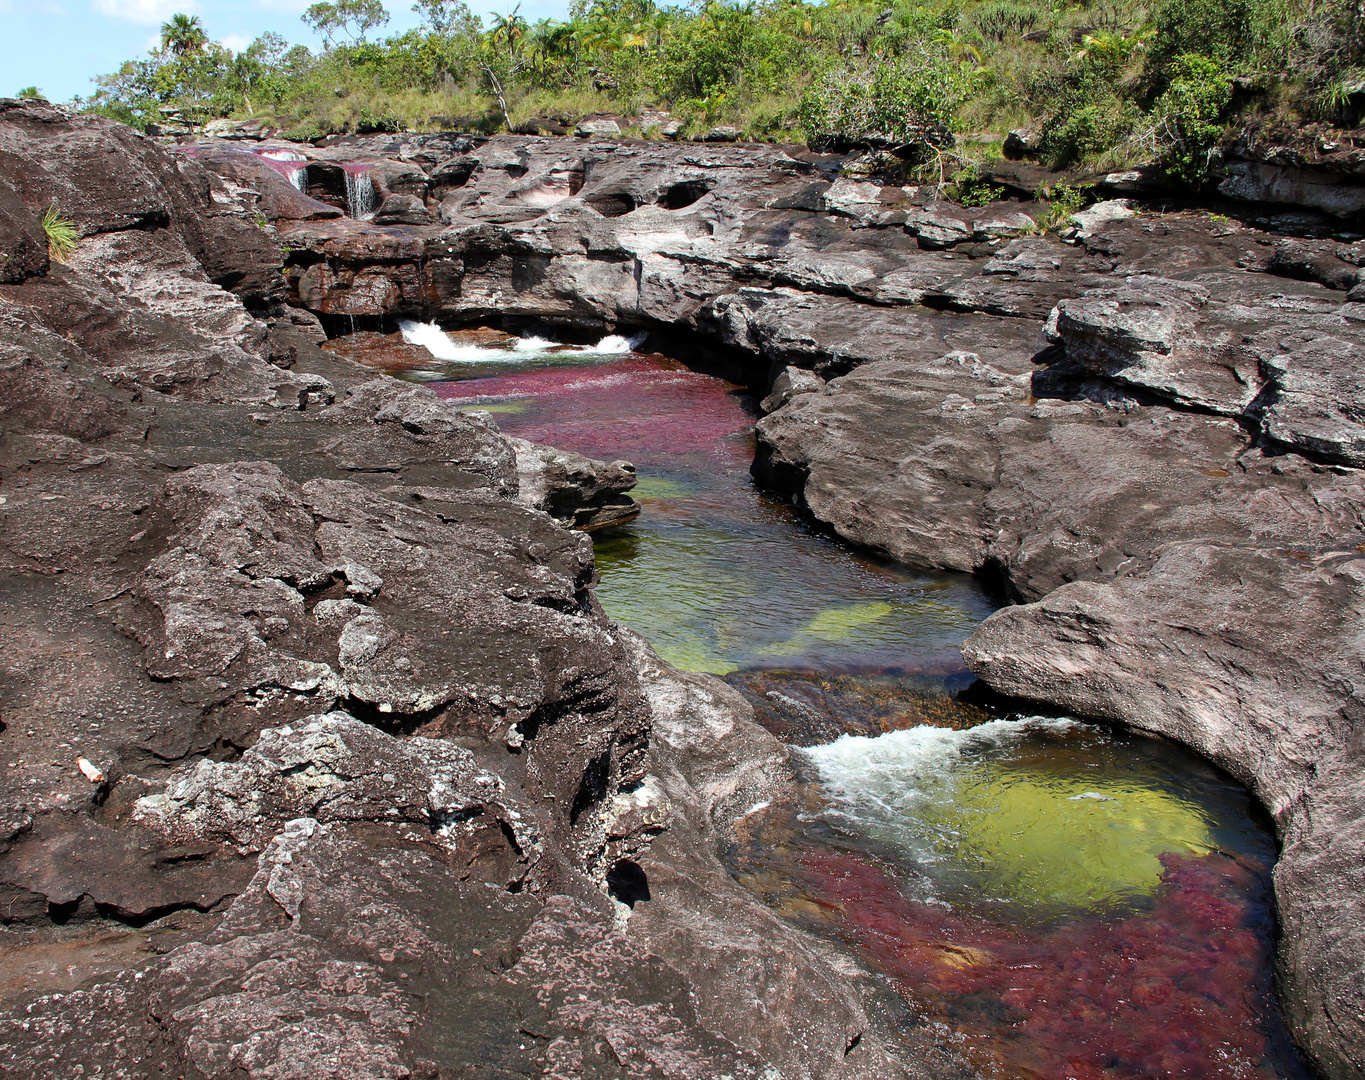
[
  {"left": 303, "top": 0, "right": 391, "bottom": 48},
  {"left": 488, "top": 6, "right": 529, "bottom": 60},
  {"left": 16, "top": 86, "right": 43, "bottom": 99},
  {"left": 411, "top": 0, "right": 480, "bottom": 36},
  {"left": 160, "top": 13, "right": 208, "bottom": 57}
]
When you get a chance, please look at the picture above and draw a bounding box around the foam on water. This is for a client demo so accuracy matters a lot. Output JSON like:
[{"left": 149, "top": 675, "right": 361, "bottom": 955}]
[
  {"left": 398, "top": 321, "right": 645, "bottom": 365},
  {"left": 802, "top": 716, "right": 1238, "bottom": 915}
]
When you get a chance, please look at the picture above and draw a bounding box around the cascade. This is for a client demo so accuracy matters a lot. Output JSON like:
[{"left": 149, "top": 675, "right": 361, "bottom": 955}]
[
  {"left": 343, "top": 166, "right": 377, "bottom": 219},
  {"left": 258, "top": 149, "right": 307, "bottom": 191}
]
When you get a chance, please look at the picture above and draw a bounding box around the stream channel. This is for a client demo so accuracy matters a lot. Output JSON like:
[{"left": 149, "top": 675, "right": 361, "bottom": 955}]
[{"left": 340, "top": 323, "right": 1314, "bottom": 1080}]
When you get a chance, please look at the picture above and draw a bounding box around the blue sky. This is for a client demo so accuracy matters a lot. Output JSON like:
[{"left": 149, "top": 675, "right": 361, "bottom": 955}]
[{"left": 2, "top": 0, "right": 570, "bottom": 103}]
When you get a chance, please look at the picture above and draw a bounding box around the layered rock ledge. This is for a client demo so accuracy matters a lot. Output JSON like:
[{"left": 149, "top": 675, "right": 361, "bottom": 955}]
[{"left": 0, "top": 101, "right": 960, "bottom": 1079}]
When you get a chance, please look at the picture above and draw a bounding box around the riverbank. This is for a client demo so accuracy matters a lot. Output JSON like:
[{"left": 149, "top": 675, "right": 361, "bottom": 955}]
[{"left": 1, "top": 97, "right": 1362, "bottom": 1078}]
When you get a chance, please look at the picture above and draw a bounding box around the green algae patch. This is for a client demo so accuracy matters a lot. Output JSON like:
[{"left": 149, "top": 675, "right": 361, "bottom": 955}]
[
  {"left": 757, "top": 601, "right": 894, "bottom": 656},
  {"left": 805, "top": 718, "right": 1265, "bottom": 920},
  {"left": 629, "top": 476, "right": 695, "bottom": 500},
  {"left": 923, "top": 762, "right": 1218, "bottom": 912}
]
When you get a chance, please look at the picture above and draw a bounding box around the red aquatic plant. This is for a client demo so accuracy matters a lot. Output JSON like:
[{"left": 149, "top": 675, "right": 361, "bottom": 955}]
[{"left": 797, "top": 850, "right": 1300, "bottom": 1079}]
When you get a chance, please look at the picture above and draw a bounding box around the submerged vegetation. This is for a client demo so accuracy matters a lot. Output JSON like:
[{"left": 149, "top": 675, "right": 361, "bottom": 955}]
[{"left": 78, "top": 0, "right": 1365, "bottom": 183}]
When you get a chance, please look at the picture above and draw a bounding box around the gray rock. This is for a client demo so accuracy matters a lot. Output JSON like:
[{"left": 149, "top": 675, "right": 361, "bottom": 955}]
[
  {"left": 510, "top": 436, "right": 640, "bottom": 530},
  {"left": 759, "top": 364, "right": 825, "bottom": 413},
  {"left": 575, "top": 118, "right": 621, "bottom": 137},
  {"left": 1062, "top": 199, "right": 1135, "bottom": 239},
  {"left": 1220, "top": 158, "right": 1365, "bottom": 217}
]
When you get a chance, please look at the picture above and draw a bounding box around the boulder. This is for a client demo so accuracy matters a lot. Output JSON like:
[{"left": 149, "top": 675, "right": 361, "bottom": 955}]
[{"left": 371, "top": 192, "right": 434, "bottom": 225}]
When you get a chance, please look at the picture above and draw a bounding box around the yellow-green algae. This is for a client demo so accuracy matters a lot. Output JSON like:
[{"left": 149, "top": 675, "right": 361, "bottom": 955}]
[{"left": 804, "top": 718, "right": 1252, "bottom": 917}]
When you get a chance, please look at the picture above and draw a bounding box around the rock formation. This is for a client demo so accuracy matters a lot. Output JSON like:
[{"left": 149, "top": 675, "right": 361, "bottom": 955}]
[
  {"left": 0, "top": 101, "right": 948, "bottom": 1079},
  {"left": 3, "top": 97, "right": 1364, "bottom": 1079}
]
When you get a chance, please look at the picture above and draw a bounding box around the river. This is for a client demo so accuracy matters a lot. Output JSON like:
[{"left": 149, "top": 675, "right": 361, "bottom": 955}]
[{"left": 354, "top": 323, "right": 1314, "bottom": 1080}]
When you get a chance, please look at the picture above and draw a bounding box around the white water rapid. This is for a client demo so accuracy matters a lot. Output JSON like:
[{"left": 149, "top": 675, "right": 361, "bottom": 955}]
[{"left": 398, "top": 321, "right": 645, "bottom": 363}]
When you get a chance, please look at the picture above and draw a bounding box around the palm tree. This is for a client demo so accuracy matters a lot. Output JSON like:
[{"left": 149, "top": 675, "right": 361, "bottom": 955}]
[
  {"left": 488, "top": 6, "right": 529, "bottom": 60},
  {"left": 160, "top": 13, "right": 208, "bottom": 56}
]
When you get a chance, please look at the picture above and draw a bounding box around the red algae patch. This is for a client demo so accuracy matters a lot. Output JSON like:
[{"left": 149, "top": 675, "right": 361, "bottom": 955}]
[
  {"left": 729, "top": 718, "right": 1313, "bottom": 1080},
  {"left": 797, "top": 850, "right": 1292, "bottom": 1080},
  {"left": 435, "top": 355, "right": 756, "bottom": 460}
]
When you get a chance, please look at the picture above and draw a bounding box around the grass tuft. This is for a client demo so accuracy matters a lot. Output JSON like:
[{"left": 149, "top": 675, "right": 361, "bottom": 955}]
[{"left": 41, "top": 205, "right": 79, "bottom": 263}]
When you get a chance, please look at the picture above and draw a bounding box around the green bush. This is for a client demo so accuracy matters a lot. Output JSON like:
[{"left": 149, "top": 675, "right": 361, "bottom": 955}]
[
  {"left": 1145, "top": 0, "right": 1285, "bottom": 88},
  {"left": 41, "top": 205, "right": 79, "bottom": 262},
  {"left": 797, "top": 45, "right": 978, "bottom": 156},
  {"left": 970, "top": 2, "right": 1040, "bottom": 42},
  {"left": 1152, "top": 53, "right": 1232, "bottom": 184},
  {"left": 947, "top": 162, "right": 1004, "bottom": 206}
]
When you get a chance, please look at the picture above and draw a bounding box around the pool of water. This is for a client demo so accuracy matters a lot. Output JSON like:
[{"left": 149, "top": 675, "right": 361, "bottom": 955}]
[
  {"left": 409, "top": 328, "right": 996, "bottom": 677},
  {"left": 369, "top": 323, "right": 1312, "bottom": 1080},
  {"left": 730, "top": 716, "right": 1307, "bottom": 1079}
]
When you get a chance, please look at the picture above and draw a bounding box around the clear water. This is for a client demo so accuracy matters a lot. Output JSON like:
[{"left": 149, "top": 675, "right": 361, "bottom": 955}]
[
  {"left": 398, "top": 325, "right": 997, "bottom": 677},
  {"left": 801, "top": 716, "right": 1273, "bottom": 921}
]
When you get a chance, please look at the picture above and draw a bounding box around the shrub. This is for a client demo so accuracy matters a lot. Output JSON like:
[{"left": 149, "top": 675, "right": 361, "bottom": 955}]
[
  {"left": 971, "top": 2, "right": 1040, "bottom": 42},
  {"left": 1152, "top": 53, "right": 1232, "bottom": 184},
  {"left": 797, "top": 45, "right": 979, "bottom": 157},
  {"left": 1145, "top": 0, "right": 1285, "bottom": 88},
  {"left": 41, "top": 205, "right": 79, "bottom": 263},
  {"left": 1038, "top": 96, "right": 1139, "bottom": 169},
  {"left": 947, "top": 162, "right": 1004, "bottom": 206}
]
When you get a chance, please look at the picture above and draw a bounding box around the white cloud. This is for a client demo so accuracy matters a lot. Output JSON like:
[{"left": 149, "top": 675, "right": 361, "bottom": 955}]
[
  {"left": 92, "top": 0, "right": 198, "bottom": 23},
  {"left": 219, "top": 32, "right": 250, "bottom": 52}
]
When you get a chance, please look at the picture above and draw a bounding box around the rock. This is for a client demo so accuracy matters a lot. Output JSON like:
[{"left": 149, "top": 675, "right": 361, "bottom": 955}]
[
  {"left": 1220, "top": 158, "right": 1365, "bottom": 217},
  {"left": 1002, "top": 128, "right": 1039, "bottom": 159},
  {"left": 1062, "top": 199, "right": 1135, "bottom": 239},
  {"left": 700, "top": 125, "right": 742, "bottom": 142},
  {"left": 1268, "top": 236, "right": 1361, "bottom": 290},
  {"left": 974, "top": 210, "right": 1037, "bottom": 240},
  {"left": 575, "top": 118, "right": 622, "bottom": 137},
  {"left": 759, "top": 364, "right": 825, "bottom": 413},
  {"left": 370, "top": 192, "right": 434, "bottom": 225},
  {"left": 905, "top": 207, "right": 974, "bottom": 248},
  {"left": 0, "top": 183, "right": 48, "bottom": 284},
  {"left": 0, "top": 101, "right": 284, "bottom": 305},
  {"left": 509, "top": 436, "right": 640, "bottom": 530}
]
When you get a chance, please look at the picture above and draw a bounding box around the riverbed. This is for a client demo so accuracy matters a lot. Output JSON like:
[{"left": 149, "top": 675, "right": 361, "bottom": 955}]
[{"left": 374, "top": 323, "right": 1313, "bottom": 1079}]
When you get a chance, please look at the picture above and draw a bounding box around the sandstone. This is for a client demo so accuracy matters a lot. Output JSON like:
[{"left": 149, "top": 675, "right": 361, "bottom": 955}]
[{"left": 4, "top": 104, "right": 1365, "bottom": 1080}]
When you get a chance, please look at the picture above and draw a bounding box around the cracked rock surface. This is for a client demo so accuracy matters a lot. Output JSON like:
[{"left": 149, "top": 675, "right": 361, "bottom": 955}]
[{"left": 0, "top": 102, "right": 956, "bottom": 1079}]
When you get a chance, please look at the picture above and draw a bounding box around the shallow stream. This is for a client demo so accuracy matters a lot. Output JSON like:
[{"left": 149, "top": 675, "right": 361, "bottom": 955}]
[{"left": 364, "top": 323, "right": 1312, "bottom": 1079}]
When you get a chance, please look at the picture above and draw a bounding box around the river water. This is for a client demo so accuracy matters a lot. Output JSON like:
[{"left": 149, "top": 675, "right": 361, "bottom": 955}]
[{"left": 358, "top": 324, "right": 1313, "bottom": 1080}]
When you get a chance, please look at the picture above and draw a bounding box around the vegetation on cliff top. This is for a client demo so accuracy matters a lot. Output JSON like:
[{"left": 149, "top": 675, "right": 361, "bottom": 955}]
[{"left": 75, "top": 0, "right": 1365, "bottom": 183}]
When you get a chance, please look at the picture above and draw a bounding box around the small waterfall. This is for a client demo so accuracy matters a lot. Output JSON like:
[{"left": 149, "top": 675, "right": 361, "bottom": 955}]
[
  {"left": 343, "top": 166, "right": 377, "bottom": 220},
  {"left": 259, "top": 149, "right": 307, "bottom": 192}
]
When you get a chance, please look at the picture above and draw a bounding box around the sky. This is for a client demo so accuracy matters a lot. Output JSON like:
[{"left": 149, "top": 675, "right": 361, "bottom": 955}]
[{"left": 1, "top": 0, "right": 570, "bottom": 103}]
